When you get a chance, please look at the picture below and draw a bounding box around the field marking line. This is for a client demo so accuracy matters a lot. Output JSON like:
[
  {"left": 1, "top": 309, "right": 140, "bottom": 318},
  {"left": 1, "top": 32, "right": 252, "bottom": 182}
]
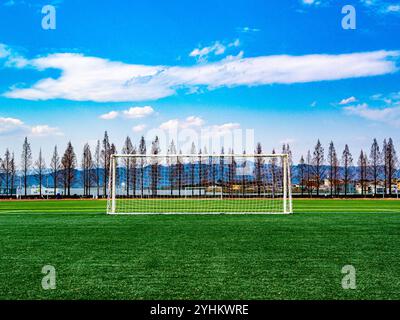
[{"left": 0, "top": 211, "right": 105, "bottom": 215}]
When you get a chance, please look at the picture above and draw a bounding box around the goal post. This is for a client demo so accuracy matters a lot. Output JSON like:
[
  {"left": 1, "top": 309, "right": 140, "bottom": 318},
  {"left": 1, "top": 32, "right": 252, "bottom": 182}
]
[{"left": 107, "top": 154, "right": 293, "bottom": 214}]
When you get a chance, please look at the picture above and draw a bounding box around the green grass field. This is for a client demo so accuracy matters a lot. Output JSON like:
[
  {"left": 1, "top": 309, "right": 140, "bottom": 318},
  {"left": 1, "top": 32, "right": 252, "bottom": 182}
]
[{"left": 0, "top": 199, "right": 399, "bottom": 300}]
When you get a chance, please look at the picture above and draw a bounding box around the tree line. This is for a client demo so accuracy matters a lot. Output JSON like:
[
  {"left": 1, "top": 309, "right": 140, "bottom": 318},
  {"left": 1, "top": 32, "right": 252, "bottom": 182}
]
[
  {"left": 0, "top": 133, "right": 397, "bottom": 197},
  {"left": 297, "top": 138, "right": 398, "bottom": 196},
  {"left": 4, "top": 132, "right": 115, "bottom": 197}
]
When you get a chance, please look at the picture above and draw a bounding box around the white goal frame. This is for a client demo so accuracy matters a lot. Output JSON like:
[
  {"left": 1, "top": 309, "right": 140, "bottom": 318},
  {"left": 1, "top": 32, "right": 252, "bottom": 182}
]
[{"left": 107, "top": 154, "right": 293, "bottom": 215}]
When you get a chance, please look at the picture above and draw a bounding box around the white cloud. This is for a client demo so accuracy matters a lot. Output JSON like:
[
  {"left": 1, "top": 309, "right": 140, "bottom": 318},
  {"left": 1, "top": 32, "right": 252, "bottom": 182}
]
[
  {"left": 344, "top": 91, "right": 400, "bottom": 127},
  {"left": 159, "top": 116, "right": 204, "bottom": 130},
  {"left": 5, "top": 55, "right": 29, "bottom": 68},
  {"left": 386, "top": 4, "right": 400, "bottom": 12},
  {"left": 303, "top": 0, "right": 400, "bottom": 13},
  {"left": 301, "top": 0, "right": 322, "bottom": 5},
  {"left": 193, "top": 42, "right": 224, "bottom": 55},
  {"left": 30, "top": 125, "right": 63, "bottom": 137},
  {"left": 157, "top": 117, "right": 242, "bottom": 153},
  {"left": 198, "top": 123, "right": 242, "bottom": 146},
  {"left": 132, "top": 124, "right": 147, "bottom": 132},
  {"left": 0, "top": 116, "right": 62, "bottom": 136},
  {"left": 159, "top": 119, "right": 179, "bottom": 131},
  {"left": 0, "top": 43, "right": 29, "bottom": 68},
  {"left": 360, "top": 0, "right": 375, "bottom": 6},
  {"left": 122, "top": 106, "right": 154, "bottom": 119},
  {"left": 358, "top": 0, "right": 400, "bottom": 14},
  {"left": 3, "top": 0, "right": 64, "bottom": 7},
  {"left": 190, "top": 39, "right": 241, "bottom": 63},
  {"left": 224, "top": 50, "right": 244, "bottom": 61},
  {"left": 182, "top": 116, "right": 204, "bottom": 128},
  {"left": 3, "top": 50, "right": 399, "bottom": 103},
  {"left": 209, "top": 123, "right": 241, "bottom": 137},
  {"left": 211, "top": 122, "right": 240, "bottom": 131},
  {"left": 100, "top": 106, "right": 154, "bottom": 120},
  {"left": 190, "top": 41, "right": 227, "bottom": 62},
  {"left": 370, "top": 91, "right": 400, "bottom": 104},
  {"left": 339, "top": 96, "right": 357, "bottom": 105},
  {"left": 344, "top": 103, "right": 400, "bottom": 127},
  {"left": 99, "top": 110, "right": 119, "bottom": 120},
  {"left": 228, "top": 39, "right": 240, "bottom": 48},
  {"left": 237, "top": 27, "right": 260, "bottom": 33},
  {"left": 0, "top": 117, "right": 24, "bottom": 133},
  {"left": 0, "top": 44, "right": 10, "bottom": 58}
]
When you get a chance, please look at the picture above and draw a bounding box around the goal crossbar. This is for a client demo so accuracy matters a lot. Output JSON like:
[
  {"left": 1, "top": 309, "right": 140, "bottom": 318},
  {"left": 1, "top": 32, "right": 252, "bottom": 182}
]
[{"left": 110, "top": 154, "right": 289, "bottom": 158}]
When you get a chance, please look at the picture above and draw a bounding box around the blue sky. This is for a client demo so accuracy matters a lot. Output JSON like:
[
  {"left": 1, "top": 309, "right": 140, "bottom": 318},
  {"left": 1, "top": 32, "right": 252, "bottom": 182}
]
[{"left": 0, "top": 0, "right": 400, "bottom": 163}]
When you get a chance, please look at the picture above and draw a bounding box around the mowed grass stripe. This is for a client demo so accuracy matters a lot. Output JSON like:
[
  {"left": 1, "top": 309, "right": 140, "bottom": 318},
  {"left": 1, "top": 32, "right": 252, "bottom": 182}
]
[{"left": 1, "top": 199, "right": 400, "bottom": 214}]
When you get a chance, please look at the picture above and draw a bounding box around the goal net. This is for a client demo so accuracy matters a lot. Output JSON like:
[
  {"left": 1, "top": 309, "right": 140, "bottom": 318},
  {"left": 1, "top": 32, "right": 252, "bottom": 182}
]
[{"left": 107, "top": 154, "right": 292, "bottom": 214}]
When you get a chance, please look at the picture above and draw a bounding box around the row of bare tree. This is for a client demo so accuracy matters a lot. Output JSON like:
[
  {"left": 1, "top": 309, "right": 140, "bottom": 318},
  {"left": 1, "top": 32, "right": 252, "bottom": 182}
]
[
  {"left": 10, "top": 132, "right": 116, "bottom": 197},
  {"left": 297, "top": 138, "right": 398, "bottom": 196}
]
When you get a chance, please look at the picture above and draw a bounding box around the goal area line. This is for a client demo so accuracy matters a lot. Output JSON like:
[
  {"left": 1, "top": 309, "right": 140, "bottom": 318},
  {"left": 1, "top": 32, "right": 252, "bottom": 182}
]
[{"left": 107, "top": 212, "right": 291, "bottom": 215}]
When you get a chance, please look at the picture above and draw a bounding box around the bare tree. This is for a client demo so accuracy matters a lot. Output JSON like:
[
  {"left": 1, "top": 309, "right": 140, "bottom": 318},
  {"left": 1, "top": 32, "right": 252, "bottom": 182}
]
[
  {"left": 270, "top": 149, "right": 278, "bottom": 197},
  {"left": 332, "top": 151, "right": 340, "bottom": 196},
  {"left": 312, "top": 140, "right": 325, "bottom": 196},
  {"left": 369, "top": 138, "right": 381, "bottom": 196},
  {"left": 383, "top": 139, "right": 388, "bottom": 194},
  {"left": 198, "top": 148, "right": 204, "bottom": 189},
  {"left": 10, "top": 153, "right": 15, "bottom": 197},
  {"left": 131, "top": 146, "right": 138, "bottom": 197},
  {"left": 358, "top": 150, "right": 368, "bottom": 196},
  {"left": 101, "top": 131, "right": 111, "bottom": 197},
  {"left": 177, "top": 150, "right": 184, "bottom": 196},
  {"left": 241, "top": 150, "right": 247, "bottom": 197},
  {"left": 122, "top": 136, "right": 134, "bottom": 196},
  {"left": 110, "top": 143, "right": 118, "bottom": 189},
  {"left": 342, "top": 144, "right": 353, "bottom": 197},
  {"left": 254, "top": 142, "right": 264, "bottom": 196},
  {"left": 2, "top": 149, "right": 12, "bottom": 196},
  {"left": 202, "top": 146, "right": 209, "bottom": 188},
  {"left": 219, "top": 146, "right": 225, "bottom": 191},
  {"left": 306, "top": 150, "right": 312, "bottom": 196},
  {"left": 385, "top": 138, "right": 397, "bottom": 195},
  {"left": 61, "top": 142, "right": 77, "bottom": 196},
  {"left": 150, "top": 136, "right": 160, "bottom": 196},
  {"left": 227, "top": 148, "right": 236, "bottom": 196},
  {"left": 167, "top": 140, "right": 177, "bottom": 196},
  {"left": 190, "top": 142, "right": 197, "bottom": 195},
  {"left": 50, "top": 146, "right": 60, "bottom": 196},
  {"left": 298, "top": 155, "right": 306, "bottom": 196},
  {"left": 82, "top": 143, "right": 94, "bottom": 196},
  {"left": 94, "top": 140, "right": 101, "bottom": 197},
  {"left": 139, "top": 136, "right": 147, "bottom": 197},
  {"left": 327, "top": 141, "right": 338, "bottom": 197},
  {"left": 210, "top": 152, "right": 217, "bottom": 195},
  {"left": 21, "top": 137, "right": 32, "bottom": 197},
  {"left": 34, "top": 149, "right": 46, "bottom": 197}
]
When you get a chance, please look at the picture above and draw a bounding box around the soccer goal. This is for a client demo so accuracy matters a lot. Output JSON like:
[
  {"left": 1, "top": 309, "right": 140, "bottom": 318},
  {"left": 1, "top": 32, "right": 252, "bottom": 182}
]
[{"left": 107, "top": 154, "right": 292, "bottom": 214}]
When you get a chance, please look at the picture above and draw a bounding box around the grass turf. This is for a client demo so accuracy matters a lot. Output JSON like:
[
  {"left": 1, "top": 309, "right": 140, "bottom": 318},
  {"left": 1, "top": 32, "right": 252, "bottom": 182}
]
[
  {"left": 0, "top": 199, "right": 399, "bottom": 299},
  {"left": 1, "top": 198, "right": 400, "bottom": 214}
]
